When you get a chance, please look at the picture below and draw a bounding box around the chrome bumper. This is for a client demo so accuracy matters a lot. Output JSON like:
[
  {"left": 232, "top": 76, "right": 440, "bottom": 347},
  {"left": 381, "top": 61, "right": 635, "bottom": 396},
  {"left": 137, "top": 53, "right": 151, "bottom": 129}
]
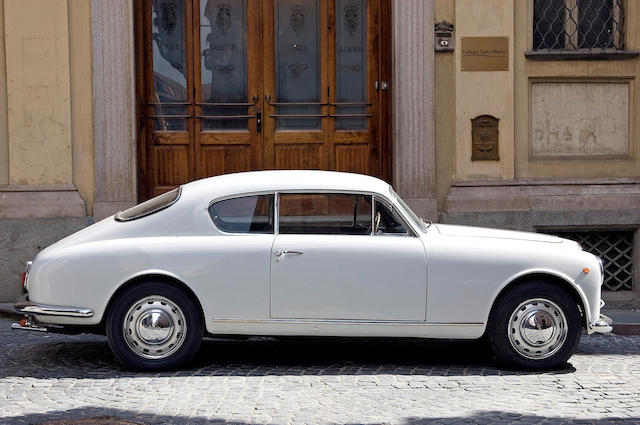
[
  {"left": 589, "top": 313, "right": 613, "bottom": 334},
  {"left": 13, "top": 294, "right": 93, "bottom": 318}
]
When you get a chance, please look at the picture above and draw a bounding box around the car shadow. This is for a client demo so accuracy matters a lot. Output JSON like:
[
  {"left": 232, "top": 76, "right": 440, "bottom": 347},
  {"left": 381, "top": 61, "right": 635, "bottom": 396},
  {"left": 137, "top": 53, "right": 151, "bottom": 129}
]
[
  {"left": 1, "top": 331, "right": 584, "bottom": 379},
  {"left": 3, "top": 407, "right": 636, "bottom": 425}
]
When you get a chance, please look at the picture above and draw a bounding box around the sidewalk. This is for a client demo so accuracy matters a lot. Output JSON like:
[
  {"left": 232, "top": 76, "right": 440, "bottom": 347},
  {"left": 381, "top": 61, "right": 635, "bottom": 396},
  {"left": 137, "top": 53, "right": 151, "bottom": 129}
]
[
  {"left": 2, "top": 303, "right": 639, "bottom": 335},
  {"left": 603, "top": 308, "right": 640, "bottom": 335}
]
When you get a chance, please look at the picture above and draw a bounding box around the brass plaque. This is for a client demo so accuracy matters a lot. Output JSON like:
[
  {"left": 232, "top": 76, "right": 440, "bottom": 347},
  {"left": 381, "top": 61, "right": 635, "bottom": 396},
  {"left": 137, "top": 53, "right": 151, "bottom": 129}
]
[
  {"left": 461, "top": 37, "right": 509, "bottom": 71},
  {"left": 471, "top": 115, "right": 500, "bottom": 161}
]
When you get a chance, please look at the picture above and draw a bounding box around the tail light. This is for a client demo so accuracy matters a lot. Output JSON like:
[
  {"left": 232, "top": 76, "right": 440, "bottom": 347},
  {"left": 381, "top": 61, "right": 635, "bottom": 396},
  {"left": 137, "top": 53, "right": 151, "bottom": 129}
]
[{"left": 21, "top": 260, "right": 32, "bottom": 289}]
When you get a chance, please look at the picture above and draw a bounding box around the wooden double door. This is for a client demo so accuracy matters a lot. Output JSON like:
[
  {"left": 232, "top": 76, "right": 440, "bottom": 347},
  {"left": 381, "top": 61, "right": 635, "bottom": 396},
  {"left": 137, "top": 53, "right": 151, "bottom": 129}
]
[{"left": 136, "top": 0, "right": 391, "bottom": 199}]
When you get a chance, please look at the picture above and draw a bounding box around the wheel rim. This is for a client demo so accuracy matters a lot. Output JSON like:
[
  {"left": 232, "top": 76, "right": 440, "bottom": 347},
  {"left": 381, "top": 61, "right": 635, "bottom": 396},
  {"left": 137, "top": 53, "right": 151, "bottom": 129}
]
[
  {"left": 507, "top": 298, "right": 568, "bottom": 360},
  {"left": 123, "top": 295, "right": 187, "bottom": 360}
]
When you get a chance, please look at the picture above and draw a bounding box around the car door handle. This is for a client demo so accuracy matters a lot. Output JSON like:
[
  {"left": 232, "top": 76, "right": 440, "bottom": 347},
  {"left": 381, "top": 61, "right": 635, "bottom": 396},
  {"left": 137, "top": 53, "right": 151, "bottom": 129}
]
[{"left": 274, "top": 250, "right": 304, "bottom": 257}]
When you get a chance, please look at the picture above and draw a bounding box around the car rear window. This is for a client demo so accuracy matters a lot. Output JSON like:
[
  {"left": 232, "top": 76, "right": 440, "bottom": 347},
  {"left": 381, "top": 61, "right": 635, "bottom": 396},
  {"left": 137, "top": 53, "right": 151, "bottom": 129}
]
[
  {"left": 115, "top": 187, "right": 181, "bottom": 221},
  {"left": 209, "top": 194, "right": 274, "bottom": 234}
]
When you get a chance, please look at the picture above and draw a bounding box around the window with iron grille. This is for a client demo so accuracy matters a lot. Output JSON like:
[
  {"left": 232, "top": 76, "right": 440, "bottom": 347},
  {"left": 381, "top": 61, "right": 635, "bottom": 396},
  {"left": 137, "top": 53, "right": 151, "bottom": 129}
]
[
  {"left": 533, "top": 0, "right": 625, "bottom": 51},
  {"left": 550, "top": 230, "right": 634, "bottom": 292}
]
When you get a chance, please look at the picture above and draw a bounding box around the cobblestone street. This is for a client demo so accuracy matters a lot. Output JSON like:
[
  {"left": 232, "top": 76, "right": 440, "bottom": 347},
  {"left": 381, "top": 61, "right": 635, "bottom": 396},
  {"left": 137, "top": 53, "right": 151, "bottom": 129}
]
[{"left": 1, "top": 317, "right": 639, "bottom": 424}]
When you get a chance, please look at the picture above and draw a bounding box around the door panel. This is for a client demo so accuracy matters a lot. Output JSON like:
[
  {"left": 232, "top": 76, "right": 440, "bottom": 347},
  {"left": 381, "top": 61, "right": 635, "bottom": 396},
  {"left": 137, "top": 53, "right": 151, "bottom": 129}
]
[
  {"left": 263, "top": 0, "right": 330, "bottom": 172},
  {"left": 270, "top": 235, "right": 427, "bottom": 321},
  {"left": 136, "top": 0, "right": 390, "bottom": 200},
  {"left": 140, "top": 0, "right": 196, "bottom": 198}
]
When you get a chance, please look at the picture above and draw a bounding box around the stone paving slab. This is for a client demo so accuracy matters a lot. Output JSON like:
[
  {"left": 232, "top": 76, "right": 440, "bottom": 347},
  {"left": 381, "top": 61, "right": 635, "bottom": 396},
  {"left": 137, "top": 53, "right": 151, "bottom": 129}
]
[{"left": 1, "top": 318, "right": 640, "bottom": 424}]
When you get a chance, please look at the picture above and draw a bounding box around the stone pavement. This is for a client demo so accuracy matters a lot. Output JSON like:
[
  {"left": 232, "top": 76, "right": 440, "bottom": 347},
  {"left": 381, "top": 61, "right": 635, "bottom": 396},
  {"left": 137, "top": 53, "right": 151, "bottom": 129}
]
[{"left": 1, "top": 317, "right": 640, "bottom": 425}]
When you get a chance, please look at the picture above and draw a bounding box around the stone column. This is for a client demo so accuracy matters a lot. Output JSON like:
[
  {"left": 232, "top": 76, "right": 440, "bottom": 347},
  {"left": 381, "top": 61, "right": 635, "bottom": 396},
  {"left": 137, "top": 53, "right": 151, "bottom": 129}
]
[
  {"left": 392, "top": 0, "right": 437, "bottom": 220},
  {"left": 91, "top": 0, "right": 137, "bottom": 220}
]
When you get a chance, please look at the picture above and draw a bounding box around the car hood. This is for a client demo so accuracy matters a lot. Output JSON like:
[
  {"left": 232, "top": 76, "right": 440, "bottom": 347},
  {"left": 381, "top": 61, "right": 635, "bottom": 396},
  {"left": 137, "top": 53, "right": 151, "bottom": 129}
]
[{"left": 434, "top": 224, "right": 565, "bottom": 244}]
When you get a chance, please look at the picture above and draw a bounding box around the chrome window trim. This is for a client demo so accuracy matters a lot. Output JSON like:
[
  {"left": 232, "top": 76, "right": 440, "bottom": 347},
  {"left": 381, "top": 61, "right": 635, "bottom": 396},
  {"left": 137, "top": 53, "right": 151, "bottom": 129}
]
[
  {"left": 205, "top": 189, "right": 419, "bottom": 237},
  {"left": 276, "top": 191, "right": 381, "bottom": 237},
  {"left": 373, "top": 194, "right": 415, "bottom": 237},
  {"left": 206, "top": 192, "right": 276, "bottom": 236}
]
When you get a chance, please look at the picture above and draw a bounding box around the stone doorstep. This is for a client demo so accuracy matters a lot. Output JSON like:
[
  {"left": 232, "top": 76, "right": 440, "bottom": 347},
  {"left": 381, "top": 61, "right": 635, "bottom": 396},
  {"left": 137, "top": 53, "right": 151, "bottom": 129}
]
[{"left": 3, "top": 303, "right": 639, "bottom": 335}]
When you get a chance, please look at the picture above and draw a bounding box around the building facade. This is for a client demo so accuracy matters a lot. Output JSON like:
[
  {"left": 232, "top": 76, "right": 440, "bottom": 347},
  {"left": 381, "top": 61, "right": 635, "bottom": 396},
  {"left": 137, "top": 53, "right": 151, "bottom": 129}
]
[{"left": 0, "top": 0, "right": 638, "bottom": 307}]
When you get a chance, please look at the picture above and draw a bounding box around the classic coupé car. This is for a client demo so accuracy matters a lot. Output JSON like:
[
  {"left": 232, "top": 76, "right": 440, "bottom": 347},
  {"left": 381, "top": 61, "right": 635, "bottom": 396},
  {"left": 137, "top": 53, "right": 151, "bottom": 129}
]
[{"left": 13, "top": 171, "right": 612, "bottom": 370}]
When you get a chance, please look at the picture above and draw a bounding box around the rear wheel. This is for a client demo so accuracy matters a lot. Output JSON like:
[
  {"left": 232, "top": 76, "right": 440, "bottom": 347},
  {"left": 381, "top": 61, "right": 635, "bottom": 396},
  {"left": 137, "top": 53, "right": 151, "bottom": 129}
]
[
  {"left": 488, "top": 281, "right": 582, "bottom": 370},
  {"left": 106, "top": 281, "right": 203, "bottom": 370}
]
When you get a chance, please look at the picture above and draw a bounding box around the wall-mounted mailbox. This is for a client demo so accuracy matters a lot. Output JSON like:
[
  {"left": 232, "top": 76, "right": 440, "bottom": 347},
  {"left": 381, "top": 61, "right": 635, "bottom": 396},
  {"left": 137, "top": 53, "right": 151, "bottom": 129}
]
[
  {"left": 435, "top": 21, "right": 454, "bottom": 52},
  {"left": 471, "top": 115, "right": 500, "bottom": 161}
]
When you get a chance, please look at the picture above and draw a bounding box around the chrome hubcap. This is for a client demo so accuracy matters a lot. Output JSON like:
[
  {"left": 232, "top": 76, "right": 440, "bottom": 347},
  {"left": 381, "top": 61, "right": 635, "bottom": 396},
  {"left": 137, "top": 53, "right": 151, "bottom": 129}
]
[
  {"left": 507, "top": 298, "right": 567, "bottom": 360},
  {"left": 123, "top": 296, "right": 186, "bottom": 360}
]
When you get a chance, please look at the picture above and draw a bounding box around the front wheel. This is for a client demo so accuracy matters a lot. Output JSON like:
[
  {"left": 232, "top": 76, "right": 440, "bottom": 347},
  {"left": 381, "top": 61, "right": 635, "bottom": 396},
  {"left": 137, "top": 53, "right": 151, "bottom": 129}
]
[
  {"left": 106, "top": 281, "right": 203, "bottom": 370},
  {"left": 488, "top": 282, "right": 582, "bottom": 370}
]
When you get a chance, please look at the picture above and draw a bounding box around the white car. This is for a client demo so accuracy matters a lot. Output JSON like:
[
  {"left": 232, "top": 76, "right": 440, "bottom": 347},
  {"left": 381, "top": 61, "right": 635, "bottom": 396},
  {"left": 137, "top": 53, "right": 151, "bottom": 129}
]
[{"left": 13, "top": 170, "right": 612, "bottom": 370}]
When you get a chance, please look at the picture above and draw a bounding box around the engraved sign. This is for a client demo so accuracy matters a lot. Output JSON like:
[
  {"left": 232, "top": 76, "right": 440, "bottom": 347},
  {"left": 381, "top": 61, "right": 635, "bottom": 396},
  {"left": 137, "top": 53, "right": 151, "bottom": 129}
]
[
  {"left": 471, "top": 115, "right": 500, "bottom": 161},
  {"left": 461, "top": 37, "right": 509, "bottom": 71}
]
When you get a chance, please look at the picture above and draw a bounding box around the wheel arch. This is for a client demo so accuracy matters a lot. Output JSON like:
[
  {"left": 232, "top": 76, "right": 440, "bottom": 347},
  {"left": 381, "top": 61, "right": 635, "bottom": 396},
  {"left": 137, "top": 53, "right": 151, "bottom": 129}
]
[
  {"left": 100, "top": 273, "right": 206, "bottom": 331},
  {"left": 486, "top": 271, "right": 589, "bottom": 333}
]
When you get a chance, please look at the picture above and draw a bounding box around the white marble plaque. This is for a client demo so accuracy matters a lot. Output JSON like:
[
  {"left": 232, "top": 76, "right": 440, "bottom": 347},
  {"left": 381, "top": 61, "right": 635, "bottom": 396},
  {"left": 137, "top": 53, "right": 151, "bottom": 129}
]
[{"left": 531, "top": 82, "right": 629, "bottom": 157}]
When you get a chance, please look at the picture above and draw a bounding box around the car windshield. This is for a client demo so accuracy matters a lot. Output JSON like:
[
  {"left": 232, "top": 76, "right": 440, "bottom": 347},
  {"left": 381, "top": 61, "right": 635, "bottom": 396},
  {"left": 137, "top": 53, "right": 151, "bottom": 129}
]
[
  {"left": 115, "top": 187, "right": 181, "bottom": 221},
  {"left": 391, "top": 188, "right": 429, "bottom": 232}
]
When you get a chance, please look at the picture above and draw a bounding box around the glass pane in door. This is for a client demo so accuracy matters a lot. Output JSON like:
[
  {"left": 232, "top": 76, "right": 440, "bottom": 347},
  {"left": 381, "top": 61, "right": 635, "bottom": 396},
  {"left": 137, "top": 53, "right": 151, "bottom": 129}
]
[
  {"left": 152, "top": 0, "right": 188, "bottom": 130},
  {"left": 275, "top": 0, "right": 322, "bottom": 129},
  {"left": 335, "top": 0, "right": 367, "bottom": 130},
  {"left": 200, "top": 0, "right": 249, "bottom": 130}
]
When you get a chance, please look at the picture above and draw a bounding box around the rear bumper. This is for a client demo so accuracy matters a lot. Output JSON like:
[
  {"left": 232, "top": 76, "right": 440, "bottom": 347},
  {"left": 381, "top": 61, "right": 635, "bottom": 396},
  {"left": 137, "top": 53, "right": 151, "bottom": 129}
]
[
  {"left": 12, "top": 294, "right": 94, "bottom": 333},
  {"left": 13, "top": 294, "right": 93, "bottom": 318}
]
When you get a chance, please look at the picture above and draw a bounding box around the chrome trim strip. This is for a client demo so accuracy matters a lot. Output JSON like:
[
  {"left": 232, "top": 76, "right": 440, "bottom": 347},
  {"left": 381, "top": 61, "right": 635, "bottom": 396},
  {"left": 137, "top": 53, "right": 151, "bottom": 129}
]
[
  {"left": 212, "top": 318, "right": 483, "bottom": 326},
  {"left": 14, "top": 299, "right": 93, "bottom": 318}
]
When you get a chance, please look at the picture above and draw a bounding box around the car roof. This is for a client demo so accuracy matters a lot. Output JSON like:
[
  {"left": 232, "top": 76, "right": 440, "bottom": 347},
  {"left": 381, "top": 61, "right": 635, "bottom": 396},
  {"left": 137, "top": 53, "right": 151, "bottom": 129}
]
[{"left": 181, "top": 170, "right": 393, "bottom": 199}]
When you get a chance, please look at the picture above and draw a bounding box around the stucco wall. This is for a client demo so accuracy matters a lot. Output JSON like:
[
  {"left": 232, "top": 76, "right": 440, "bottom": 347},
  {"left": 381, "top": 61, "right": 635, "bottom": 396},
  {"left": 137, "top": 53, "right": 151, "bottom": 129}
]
[
  {"left": 0, "top": 0, "right": 94, "bottom": 302},
  {"left": 0, "top": 1, "right": 7, "bottom": 185},
  {"left": 454, "top": 0, "right": 515, "bottom": 181},
  {"left": 4, "top": 0, "right": 73, "bottom": 185},
  {"left": 514, "top": 0, "right": 640, "bottom": 180},
  {"left": 69, "top": 0, "right": 94, "bottom": 214},
  {"left": 434, "top": 0, "right": 455, "bottom": 211},
  {"left": 0, "top": 0, "right": 93, "bottom": 202}
]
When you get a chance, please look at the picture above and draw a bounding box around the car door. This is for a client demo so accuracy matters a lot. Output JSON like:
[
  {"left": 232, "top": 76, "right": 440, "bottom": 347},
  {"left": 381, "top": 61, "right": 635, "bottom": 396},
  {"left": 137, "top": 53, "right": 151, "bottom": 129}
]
[
  {"left": 270, "top": 192, "right": 427, "bottom": 321},
  {"left": 205, "top": 193, "right": 276, "bottom": 320}
]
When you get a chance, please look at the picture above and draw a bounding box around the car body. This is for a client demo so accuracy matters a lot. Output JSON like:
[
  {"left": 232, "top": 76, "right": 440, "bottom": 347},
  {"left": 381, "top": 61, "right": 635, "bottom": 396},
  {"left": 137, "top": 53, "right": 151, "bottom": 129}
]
[{"left": 13, "top": 170, "right": 612, "bottom": 370}]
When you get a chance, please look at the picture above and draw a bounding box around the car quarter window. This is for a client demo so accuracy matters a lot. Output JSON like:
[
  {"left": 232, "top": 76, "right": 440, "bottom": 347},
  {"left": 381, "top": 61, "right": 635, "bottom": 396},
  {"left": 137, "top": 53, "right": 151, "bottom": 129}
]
[
  {"left": 374, "top": 200, "right": 409, "bottom": 235},
  {"left": 208, "top": 194, "right": 274, "bottom": 234},
  {"left": 278, "top": 193, "right": 372, "bottom": 235}
]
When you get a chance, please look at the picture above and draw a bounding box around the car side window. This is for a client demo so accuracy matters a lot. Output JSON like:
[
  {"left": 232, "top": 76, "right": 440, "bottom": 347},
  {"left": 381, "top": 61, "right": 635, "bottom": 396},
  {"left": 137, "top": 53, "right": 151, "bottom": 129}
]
[
  {"left": 209, "top": 194, "right": 274, "bottom": 234},
  {"left": 374, "top": 200, "right": 408, "bottom": 235},
  {"left": 279, "top": 193, "right": 372, "bottom": 235}
]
